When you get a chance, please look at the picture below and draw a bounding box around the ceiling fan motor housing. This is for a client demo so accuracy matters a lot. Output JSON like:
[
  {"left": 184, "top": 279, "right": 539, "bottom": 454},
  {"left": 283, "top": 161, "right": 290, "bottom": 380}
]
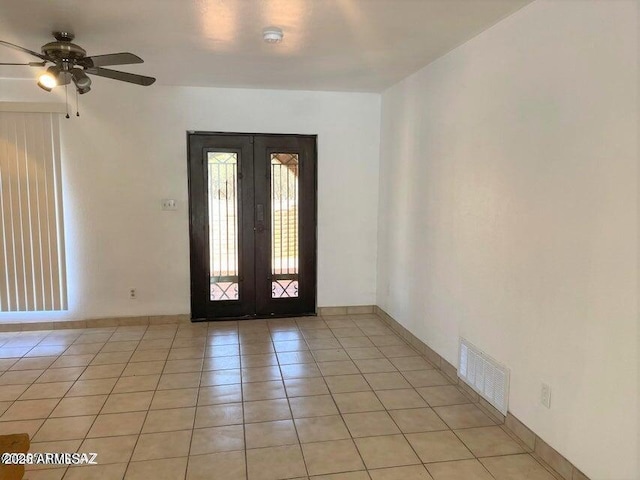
[{"left": 41, "top": 32, "right": 86, "bottom": 64}]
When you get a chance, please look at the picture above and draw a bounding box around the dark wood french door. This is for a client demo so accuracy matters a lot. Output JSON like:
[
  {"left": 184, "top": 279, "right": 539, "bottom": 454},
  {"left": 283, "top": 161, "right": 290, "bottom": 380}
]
[{"left": 187, "top": 132, "right": 317, "bottom": 320}]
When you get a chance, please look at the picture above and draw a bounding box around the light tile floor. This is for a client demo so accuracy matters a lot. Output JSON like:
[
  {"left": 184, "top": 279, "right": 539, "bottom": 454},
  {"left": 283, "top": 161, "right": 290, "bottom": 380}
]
[{"left": 0, "top": 315, "right": 561, "bottom": 480}]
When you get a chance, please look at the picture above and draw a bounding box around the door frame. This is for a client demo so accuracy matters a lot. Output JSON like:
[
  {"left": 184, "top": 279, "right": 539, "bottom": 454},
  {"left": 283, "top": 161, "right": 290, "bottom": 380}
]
[{"left": 186, "top": 131, "right": 318, "bottom": 321}]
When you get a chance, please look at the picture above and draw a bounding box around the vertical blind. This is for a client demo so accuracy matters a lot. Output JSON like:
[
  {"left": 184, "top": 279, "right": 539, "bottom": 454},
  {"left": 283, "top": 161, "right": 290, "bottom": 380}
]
[{"left": 0, "top": 111, "right": 67, "bottom": 311}]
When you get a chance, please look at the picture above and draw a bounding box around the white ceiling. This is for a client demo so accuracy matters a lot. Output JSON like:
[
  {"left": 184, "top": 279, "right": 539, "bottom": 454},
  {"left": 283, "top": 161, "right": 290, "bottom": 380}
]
[{"left": 0, "top": 0, "right": 532, "bottom": 92}]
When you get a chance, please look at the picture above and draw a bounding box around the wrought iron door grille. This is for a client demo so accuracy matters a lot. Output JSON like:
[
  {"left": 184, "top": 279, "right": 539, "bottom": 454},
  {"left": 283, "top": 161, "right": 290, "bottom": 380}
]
[
  {"left": 271, "top": 153, "right": 299, "bottom": 298},
  {"left": 208, "top": 152, "right": 239, "bottom": 301}
]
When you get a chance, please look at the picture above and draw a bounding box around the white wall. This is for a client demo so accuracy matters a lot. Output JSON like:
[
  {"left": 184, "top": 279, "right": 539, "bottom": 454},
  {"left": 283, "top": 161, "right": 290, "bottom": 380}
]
[
  {"left": 377, "top": 1, "right": 638, "bottom": 479},
  {"left": 0, "top": 81, "right": 380, "bottom": 321}
]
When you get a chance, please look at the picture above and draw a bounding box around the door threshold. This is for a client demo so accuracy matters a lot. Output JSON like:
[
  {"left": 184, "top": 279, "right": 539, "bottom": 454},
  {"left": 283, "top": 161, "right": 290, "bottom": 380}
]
[{"left": 191, "top": 312, "right": 318, "bottom": 322}]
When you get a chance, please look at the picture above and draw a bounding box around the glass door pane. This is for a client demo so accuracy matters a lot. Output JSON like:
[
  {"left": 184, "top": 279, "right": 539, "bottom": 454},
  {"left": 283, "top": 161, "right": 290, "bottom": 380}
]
[
  {"left": 208, "top": 152, "right": 239, "bottom": 301},
  {"left": 270, "top": 153, "right": 299, "bottom": 298}
]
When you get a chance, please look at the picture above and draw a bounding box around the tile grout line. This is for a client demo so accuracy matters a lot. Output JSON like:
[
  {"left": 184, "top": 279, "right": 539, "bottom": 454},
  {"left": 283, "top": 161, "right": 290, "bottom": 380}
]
[
  {"left": 269, "top": 319, "right": 310, "bottom": 480},
  {"left": 236, "top": 321, "right": 250, "bottom": 480},
  {"left": 179, "top": 321, "right": 202, "bottom": 480}
]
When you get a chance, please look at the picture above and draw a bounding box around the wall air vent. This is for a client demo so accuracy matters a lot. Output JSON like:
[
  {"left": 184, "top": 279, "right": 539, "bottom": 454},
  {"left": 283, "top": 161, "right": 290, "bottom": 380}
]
[{"left": 458, "top": 337, "right": 510, "bottom": 415}]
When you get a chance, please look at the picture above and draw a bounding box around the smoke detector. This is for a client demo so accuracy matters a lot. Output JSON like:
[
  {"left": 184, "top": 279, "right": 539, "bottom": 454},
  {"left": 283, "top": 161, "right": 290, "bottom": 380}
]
[{"left": 263, "top": 26, "right": 284, "bottom": 44}]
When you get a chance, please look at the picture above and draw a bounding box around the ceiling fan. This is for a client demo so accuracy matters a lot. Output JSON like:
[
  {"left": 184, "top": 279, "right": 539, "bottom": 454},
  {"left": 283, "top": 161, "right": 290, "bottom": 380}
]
[{"left": 0, "top": 31, "right": 156, "bottom": 94}]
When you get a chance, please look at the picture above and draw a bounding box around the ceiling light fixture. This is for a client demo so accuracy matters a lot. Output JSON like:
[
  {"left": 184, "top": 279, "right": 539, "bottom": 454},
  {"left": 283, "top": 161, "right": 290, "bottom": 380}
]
[
  {"left": 71, "top": 68, "right": 92, "bottom": 93},
  {"left": 263, "top": 26, "right": 284, "bottom": 44},
  {"left": 37, "top": 65, "right": 60, "bottom": 91}
]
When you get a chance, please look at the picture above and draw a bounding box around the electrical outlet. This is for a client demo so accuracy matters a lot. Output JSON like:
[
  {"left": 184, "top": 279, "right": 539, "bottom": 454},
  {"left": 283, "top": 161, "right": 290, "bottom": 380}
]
[
  {"left": 129, "top": 288, "right": 137, "bottom": 300},
  {"left": 541, "top": 383, "right": 551, "bottom": 408}
]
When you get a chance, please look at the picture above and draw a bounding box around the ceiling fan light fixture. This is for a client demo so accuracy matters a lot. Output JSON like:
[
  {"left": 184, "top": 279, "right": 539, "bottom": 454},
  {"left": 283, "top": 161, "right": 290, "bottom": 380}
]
[
  {"left": 263, "top": 26, "right": 284, "bottom": 44},
  {"left": 71, "top": 68, "right": 91, "bottom": 89},
  {"left": 37, "top": 66, "right": 60, "bottom": 91}
]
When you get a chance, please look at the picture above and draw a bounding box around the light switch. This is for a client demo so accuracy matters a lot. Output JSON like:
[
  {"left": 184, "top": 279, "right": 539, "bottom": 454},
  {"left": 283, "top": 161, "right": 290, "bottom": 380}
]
[{"left": 161, "top": 199, "right": 177, "bottom": 211}]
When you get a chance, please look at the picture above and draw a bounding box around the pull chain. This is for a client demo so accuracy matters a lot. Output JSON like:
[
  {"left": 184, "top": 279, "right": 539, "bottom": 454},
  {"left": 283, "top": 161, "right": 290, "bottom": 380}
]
[
  {"left": 75, "top": 88, "right": 80, "bottom": 117},
  {"left": 65, "top": 84, "right": 70, "bottom": 119}
]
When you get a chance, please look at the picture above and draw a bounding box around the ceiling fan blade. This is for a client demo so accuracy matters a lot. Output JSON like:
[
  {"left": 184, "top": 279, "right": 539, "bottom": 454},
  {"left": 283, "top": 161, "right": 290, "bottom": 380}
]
[
  {"left": 0, "top": 40, "right": 50, "bottom": 61},
  {"left": 85, "top": 67, "right": 155, "bottom": 86},
  {"left": 0, "top": 61, "right": 46, "bottom": 66},
  {"left": 81, "top": 52, "right": 143, "bottom": 68}
]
